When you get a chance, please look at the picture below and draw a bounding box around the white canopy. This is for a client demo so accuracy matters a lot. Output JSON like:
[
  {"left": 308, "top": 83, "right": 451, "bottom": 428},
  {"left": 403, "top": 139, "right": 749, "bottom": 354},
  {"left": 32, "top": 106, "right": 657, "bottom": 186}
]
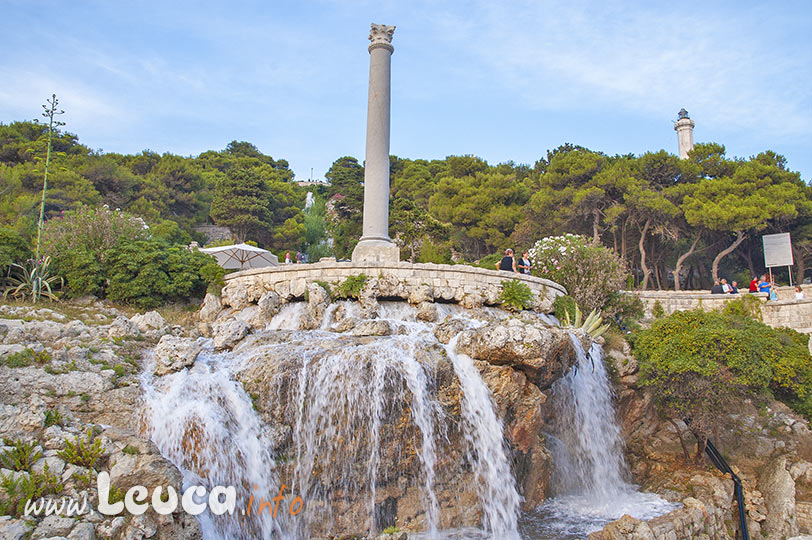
[{"left": 199, "top": 243, "right": 279, "bottom": 271}]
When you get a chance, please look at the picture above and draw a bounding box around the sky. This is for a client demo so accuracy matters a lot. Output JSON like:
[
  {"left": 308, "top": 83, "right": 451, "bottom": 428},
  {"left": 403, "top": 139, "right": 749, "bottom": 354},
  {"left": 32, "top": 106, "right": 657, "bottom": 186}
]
[{"left": 1, "top": 0, "right": 811, "bottom": 183}]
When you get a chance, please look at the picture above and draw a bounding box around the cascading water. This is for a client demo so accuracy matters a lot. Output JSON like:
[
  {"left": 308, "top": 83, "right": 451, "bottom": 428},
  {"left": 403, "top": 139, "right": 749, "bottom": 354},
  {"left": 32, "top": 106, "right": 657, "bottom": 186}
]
[
  {"left": 141, "top": 301, "right": 526, "bottom": 540},
  {"left": 521, "top": 334, "right": 677, "bottom": 538}
]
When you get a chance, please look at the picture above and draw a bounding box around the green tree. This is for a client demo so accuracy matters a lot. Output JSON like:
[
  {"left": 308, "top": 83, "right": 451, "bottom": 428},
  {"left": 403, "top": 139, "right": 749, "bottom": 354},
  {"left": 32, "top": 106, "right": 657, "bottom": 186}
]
[
  {"left": 325, "top": 156, "right": 364, "bottom": 258},
  {"left": 209, "top": 167, "right": 271, "bottom": 243}
]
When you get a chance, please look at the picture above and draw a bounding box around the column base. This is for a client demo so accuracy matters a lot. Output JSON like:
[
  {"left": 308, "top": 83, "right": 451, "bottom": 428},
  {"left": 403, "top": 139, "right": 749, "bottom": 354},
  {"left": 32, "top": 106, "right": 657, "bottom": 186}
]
[{"left": 351, "top": 238, "right": 400, "bottom": 264}]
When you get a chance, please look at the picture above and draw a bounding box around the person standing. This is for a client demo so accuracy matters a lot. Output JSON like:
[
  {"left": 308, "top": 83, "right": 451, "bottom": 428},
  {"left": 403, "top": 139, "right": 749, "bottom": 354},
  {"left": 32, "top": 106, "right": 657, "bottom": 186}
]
[
  {"left": 518, "top": 251, "right": 532, "bottom": 275},
  {"left": 496, "top": 249, "right": 517, "bottom": 272},
  {"left": 758, "top": 275, "right": 770, "bottom": 294},
  {"left": 285, "top": 250, "right": 292, "bottom": 264},
  {"left": 795, "top": 285, "right": 805, "bottom": 300},
  {"left": 749, "top": 276, "right": 759, "bottom": 293}
]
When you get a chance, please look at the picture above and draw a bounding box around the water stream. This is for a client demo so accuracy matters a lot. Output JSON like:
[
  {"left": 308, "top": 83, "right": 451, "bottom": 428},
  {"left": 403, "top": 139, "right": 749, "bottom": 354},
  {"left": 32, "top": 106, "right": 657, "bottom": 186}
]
[{"left": 141, "top": 301, "right": 674, "bottom": 540}]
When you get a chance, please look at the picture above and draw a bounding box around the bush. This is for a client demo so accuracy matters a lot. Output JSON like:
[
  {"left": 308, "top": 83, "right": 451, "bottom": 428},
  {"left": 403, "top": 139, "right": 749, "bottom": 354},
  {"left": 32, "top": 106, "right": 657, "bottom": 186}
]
[
  {"left": 58, "top": 428, "right": 106, "bottom": 470},
  {"left": 473, "top": 253, "right": 502, "bottom": 270},
  {"left": 632, "top": 309, "right": 812, "bottom": 458},
  {"left": 529, "top": 234, "right": 628, "bottom": 312},
  {"left": 105, "top": 239, "right": 217, "bottom": 309},
  {"left": 553, "top": 294, "right": 578, "bottom": 322},
  {"left": 44, "top": 206, "right": 150, "bottom": 298},
  {"left": 0, "top": 464, "right": 63, "bottom": 517},
  {"left": 1, "top": 439, "right": 41, "bottom": 471},
  {"left": 1, "top": 348, "right": 51, "bottom": 368},
  {"left": 651, "top": 300, "right": 665, "bottom": 319},
  {"left": 335, "top": 274, "right": 367, "bottom": 300},
  {"left": 603, "top": 292, "right": 645, "bottom": 324},
  {"left": 0, "top": 228, "right": 30, "bottom": 277},
  {"left": 499, "top": 280, "right": 534, "bottom": 311}
]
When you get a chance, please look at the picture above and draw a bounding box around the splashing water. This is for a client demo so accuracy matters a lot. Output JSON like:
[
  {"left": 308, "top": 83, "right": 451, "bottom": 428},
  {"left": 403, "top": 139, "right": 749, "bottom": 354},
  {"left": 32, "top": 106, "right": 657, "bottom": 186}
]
[
  {"left": 523, "top": 335, "right": 677, "bottom": 538},
  {"left": 142, "top": 302, "right": 526, "bottom": 540}
]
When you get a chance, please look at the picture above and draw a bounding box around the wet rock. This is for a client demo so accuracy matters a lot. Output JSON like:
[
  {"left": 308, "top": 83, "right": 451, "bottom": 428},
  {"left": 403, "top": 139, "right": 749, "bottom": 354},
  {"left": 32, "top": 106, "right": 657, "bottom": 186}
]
[
  {"left": 256, "top": 290, "right": 281, "bottom": 322},
  {"left": 416, "top": 302, "right": 437, "bottom": 322},
  {"left": 333, "top": 316, "right": 360, "bottom": 333},
  {"left": 588, "top": 514, "right": 655, "bottom": 540},
  {"left": 153, "top": 336, "right": 203, "bottom": 376},
  {"left": 212, "top": 320, "right": 249, "bottom": 350},
  {"left": 433, "top": 319, "right": 464, "bottom": 344},
  {"left": 301, "top": 283, "right": 331, "bottom": 330},
  {"left": 350, "top": 320, "right": 393, "bottom": 337}
]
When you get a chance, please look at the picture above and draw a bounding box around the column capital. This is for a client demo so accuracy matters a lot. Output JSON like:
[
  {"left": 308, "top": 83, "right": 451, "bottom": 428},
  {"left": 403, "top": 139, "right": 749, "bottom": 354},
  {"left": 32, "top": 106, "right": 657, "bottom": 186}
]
[{"left": 368, "top": 23, "right": 395, "bottom": 53}]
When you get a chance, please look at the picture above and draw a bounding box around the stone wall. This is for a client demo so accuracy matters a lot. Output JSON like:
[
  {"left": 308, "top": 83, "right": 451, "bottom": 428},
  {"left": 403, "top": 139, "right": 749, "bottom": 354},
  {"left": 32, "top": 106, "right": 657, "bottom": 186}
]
[
  {"left": 631, "top": 288, "right": 812, "bottom": 334},
  {"left": 221, "top": 260, "right": 566, "bottom": 312}
]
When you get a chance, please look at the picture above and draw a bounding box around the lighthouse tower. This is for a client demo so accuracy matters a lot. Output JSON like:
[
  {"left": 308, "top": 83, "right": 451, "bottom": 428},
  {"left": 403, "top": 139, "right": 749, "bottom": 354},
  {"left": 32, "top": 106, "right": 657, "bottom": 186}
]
[{"left": 674, "top": 108, "right": 695, "bottom": 160}]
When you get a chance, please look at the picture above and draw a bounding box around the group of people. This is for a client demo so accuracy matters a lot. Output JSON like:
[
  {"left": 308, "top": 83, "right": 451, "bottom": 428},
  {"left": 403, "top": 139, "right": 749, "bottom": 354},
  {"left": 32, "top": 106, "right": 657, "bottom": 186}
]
[
  {"left": 284, "top": 250, "right": 307, "bottom": 264},
  {"left": 710, "top": 274, "right": 807, "bottom": 301},
  {"left": 495, "top": 249, "right": 533, "bottom": 275}
]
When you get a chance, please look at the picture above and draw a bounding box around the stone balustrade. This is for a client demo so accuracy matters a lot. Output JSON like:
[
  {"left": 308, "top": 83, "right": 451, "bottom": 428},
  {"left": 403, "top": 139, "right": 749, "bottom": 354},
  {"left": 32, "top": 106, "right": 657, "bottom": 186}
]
[
  {"left": 221, "top": 260, "right": 566, "bottom": 312},
  {"left": 631, "top": 287, "right": 812, "bottom": 334}
]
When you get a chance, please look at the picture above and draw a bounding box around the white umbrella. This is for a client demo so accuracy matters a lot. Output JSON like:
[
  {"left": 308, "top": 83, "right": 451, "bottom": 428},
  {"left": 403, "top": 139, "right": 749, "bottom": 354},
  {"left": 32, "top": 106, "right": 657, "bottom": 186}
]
[{"left": 199, "top": 243, "right": 279, "bottom": 271}]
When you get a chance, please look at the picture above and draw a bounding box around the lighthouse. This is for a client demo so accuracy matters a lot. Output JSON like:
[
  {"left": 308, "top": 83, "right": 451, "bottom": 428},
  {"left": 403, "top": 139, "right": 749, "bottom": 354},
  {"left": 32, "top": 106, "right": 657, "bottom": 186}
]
[{"left": 674, "top": 108, "right": 695, "bottom": 160}]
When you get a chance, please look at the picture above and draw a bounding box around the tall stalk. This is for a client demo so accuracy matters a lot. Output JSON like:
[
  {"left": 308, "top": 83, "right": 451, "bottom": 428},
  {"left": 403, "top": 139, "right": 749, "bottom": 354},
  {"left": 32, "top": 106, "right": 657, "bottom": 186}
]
[{"left": 35, "top": 94, "right": 65, "bottom": 262}]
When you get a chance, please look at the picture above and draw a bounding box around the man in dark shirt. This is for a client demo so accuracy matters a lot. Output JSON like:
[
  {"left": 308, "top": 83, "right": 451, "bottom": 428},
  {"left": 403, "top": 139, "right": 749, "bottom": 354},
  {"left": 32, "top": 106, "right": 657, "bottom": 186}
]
[{"left": 710, "top": 280, "right": 723, "bottom": 294}]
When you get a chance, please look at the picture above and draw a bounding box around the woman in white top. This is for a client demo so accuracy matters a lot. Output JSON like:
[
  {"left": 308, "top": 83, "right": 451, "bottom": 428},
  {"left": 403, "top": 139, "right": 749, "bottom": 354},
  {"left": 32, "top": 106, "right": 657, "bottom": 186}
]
[{"left": 796, "top": 285, "right": 805, "bottom": 300}]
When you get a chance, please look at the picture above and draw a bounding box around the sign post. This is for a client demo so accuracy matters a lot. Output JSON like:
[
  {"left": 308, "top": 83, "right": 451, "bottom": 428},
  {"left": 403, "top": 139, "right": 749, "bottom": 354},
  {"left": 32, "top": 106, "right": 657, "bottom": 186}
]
[{"left": 762, "top": 233, "right": 794, "bottom": 286}]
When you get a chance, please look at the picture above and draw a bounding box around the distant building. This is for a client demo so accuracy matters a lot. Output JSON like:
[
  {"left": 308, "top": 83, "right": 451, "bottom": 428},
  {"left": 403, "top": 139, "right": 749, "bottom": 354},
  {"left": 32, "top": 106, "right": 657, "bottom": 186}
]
[
  {"left": 674, "top": 108, "right": 695, "bottom": 159},
  {"left": 295, "top": 180, "right": 326, "bottom": 188}
]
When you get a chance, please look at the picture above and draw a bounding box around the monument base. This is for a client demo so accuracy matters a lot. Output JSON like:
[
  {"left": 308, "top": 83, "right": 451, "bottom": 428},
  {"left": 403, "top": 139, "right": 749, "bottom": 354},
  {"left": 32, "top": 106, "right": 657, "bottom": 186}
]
[{"left": 352, "top": 238, "right": 400, "bottom": 264}]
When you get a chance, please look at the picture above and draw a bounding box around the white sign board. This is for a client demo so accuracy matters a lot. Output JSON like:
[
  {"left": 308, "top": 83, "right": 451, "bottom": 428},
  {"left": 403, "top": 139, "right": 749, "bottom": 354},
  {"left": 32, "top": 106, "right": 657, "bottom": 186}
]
[{"left": 763, "top": 233, "right": 793, "bottom": 268}]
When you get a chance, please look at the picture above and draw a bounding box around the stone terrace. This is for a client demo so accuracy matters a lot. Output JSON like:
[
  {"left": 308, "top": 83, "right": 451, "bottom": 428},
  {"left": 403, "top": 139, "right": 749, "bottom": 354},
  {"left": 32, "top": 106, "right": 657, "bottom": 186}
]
[{"left": 221, "top": 260, "right": 566, "bottom": 312}]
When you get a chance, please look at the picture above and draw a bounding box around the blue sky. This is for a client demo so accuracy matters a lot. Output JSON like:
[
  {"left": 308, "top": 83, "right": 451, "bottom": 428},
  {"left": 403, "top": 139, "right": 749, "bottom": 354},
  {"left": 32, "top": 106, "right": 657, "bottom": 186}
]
[{"left": 1, "top": 0, "right": 810, "bottom": 182}]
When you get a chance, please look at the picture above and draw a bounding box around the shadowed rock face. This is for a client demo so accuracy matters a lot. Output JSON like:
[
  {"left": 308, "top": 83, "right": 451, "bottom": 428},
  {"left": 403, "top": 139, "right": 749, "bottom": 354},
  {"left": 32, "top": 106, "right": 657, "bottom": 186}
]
[{"left": 195, "top": 300, "right": 582, "bottom": 538}]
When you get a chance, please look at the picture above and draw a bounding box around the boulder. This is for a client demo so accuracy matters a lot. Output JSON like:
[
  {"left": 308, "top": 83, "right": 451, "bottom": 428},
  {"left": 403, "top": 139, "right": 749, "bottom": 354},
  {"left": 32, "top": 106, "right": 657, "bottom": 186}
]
[
  {"left": 66, "top": 522, "right": 94, "bottom": 540},
  {"left": 153, "top": 336, "right": 203, "bottom": 376},
  {"left": 0, "top": 517, "right": 30, "bottom": 540},
  {"left": 32, "top": 515, "right": 75, "bottom": 538},
  {"left": 130, "top": 311, "right": 168, "bottom": 339},
  {"left": 301, "top": 283, "right": 331, "bottom": 330},
  {"left": 212, "top": 320, "right": 249, "bottom": 350},
  {"left": 456, "top": 320, "right": 576, "bottom": 389},
  {"left": 221, "top": 276, "right": 266, "bottom": 310},
  {"left": 199, "top": 293, "right": 222, "bottom": 323},
  {"left": 759, "top": 455, "right": 798, "bottom": 539},
  {"left": 107, "top": 316, "right": 140, "bottom": 339},
  {"left": 416, "top": 302, "right": 437, "bottom": 322},
  {"left": 350, "top": 320, "right": 393, "bottom": 337},
  {"left": 256, "top": 290, "right": 281, "bottom": 322}
]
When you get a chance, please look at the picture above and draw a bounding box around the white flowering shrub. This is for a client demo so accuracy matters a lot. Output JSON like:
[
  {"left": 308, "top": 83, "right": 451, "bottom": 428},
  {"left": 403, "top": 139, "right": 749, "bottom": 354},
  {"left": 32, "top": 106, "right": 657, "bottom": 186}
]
[{"left": 529, "top": 234, "right": 628, "bottom": 312}]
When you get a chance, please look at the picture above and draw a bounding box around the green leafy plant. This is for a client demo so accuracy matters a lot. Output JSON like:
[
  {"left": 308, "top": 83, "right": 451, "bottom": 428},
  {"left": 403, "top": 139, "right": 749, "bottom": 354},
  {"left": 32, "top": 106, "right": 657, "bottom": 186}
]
[
  {"left": 314, "top": 280, "right": 332, "bottom": 296},
  {"left": 553, "top": 294, "right": 578, "bottom": 322},
  {"left": 382, "top": 526, "right": 401, "bottom": 535},
  {"left": 58, "top": 428, "right": 106, "bottom": 470},
  {"left": 2, "top": 348, "right": 51, "bottom": 368},
  {"left": 335, "top": 273, "right": 367, "bottom": 300},
  {"left": 122, "top": 445, "right": 140, "bottom": 455},
  {"left": 651, "top": 299, "right": 665, "bottom": 319},
  {"left": 499, "top": 279, "right": 534, "bottom": 311},
  {"left": 0, "top": 463, "right": 63, "bottom": 517},
  {"left": 43, "top": 408, "right": 63, "bottom": 428},
  {"left": 3, "top": 256, "right": 63, "bottom": 303},
  {"left": 0, "top": 439, "right": 42, "bottom": 471}
]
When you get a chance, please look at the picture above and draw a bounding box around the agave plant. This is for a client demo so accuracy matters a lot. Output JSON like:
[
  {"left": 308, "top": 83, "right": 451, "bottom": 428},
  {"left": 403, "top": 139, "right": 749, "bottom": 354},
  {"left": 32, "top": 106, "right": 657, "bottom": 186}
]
[
  {"left": 3, "top": 256, "right": 63, "bottom": 303},
  {"left": 561, "top": 304, "right": 610, "bottom": 338}
]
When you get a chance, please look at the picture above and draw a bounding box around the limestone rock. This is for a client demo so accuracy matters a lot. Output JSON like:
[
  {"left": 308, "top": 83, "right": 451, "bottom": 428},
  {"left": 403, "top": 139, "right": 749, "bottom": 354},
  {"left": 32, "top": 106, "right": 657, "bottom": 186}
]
[
  {"left": 256, "top": 290, "right": 281, "bottom": 322},
  {"left": 332, "top": 316, "right": 360, "bottom": 333},
  {"left": 407, "top": 283, "right": 433, "bottom": 304},
  {"left": 212, "top": 320, "right": 249, "bottom": 350},
  {"left": 588, "top": 514, "right": 655, "bottom": 540},
  {"left": 199, "top": 293, "right": 222, "bottom": 323},
  {"left": 456, "top": 320, "right": 576, "bottom": 389},
  {"left": 153, "top": 335, "right": 203, "bottom": 376},
  {"left": 32, "top": 515, "right": 75, "bottom": 538},
  {"left": 433, "top": 319, "right": 464, "bottom": 344},
  {"left": 301, "top": 283, "right": 331, "bottom": 330},
  {"left": 221, "top": 276, "right": 266, "bottom": 310},
  {"left": 416, "top": 302, "right": 437, "bottom": 322},
  {"left": 0, "top": 517, "right": 30, "bottom": 540},
  {"left": 107, "top": 315, "right": 140, "bottom": 339},
  {"left": 350, "top": 320, "right": 392, "bottom": 337},
  {"left": 130, "top": 311, "right": 168, "bottom": 339},
  {"left": 759, "top": 455, "right": 798, "bottom": 539},
  {"left": 66, "top": 522, "right": 95, "bottom": 540}
]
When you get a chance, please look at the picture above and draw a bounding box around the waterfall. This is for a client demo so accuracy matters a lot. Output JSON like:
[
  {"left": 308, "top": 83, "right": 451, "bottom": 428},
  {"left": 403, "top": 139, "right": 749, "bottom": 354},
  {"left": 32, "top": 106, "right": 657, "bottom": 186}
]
[
  {"left": 525, "top": 334, "right": 677, "bottom": 538},
  {"left": 141, "top": 302, "right": 525, "bottom": 540}
]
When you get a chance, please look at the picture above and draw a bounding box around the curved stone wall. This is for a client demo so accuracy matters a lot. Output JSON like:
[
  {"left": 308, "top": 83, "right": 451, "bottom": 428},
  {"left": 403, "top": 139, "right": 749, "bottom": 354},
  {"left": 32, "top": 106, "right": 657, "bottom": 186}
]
[{"left": 221, "top": 260, "right": 566, "bottom": 312}]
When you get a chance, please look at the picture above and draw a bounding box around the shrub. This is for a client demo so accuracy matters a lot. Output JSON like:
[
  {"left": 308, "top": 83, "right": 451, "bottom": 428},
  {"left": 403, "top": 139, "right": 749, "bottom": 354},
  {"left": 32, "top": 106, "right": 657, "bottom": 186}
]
[
  {"left": 0, "top": 439, "right": 41, "bottom": 471},
  {"left": 105, "top": 239, "right": 217, "bottom": 309},
  {"left": 553, "top": 294, "right": 578, "bottom": 322},
  {"left": 632, "top": 309, "right": 812, "bottom": 459},
  {"left": 2, "top": 348, "right": 51, "bottom": 368},
  {"left": 3, "top": 256, "right": 63, "bottom": 303},
  {"left": 44, "top": 206, "right": 150, "bottom": 298},
  {"left": 0, "top": 463, "right": 63, "bottom": 517},
  {"left": 0, "top": 227, "right": 31, "bottom": 278},
  {"left": 651, "top": 300, "right": 665, "bottom": 319},
  {"left": 43, "top": 408, "right": 63, "bottom": 428},
  {"left": 499, "top": 280, "right": 534, "bottom": 311},
  {"left": 473, "top": 253, "right": 502, "bottom": 270},
  {"left": 335, "top": 274, "right": 367, "bottom": 300},
  {"left": 58, "top": 428, "right": 106, "bottom": 470},
  {"left": 603, "top": 292, "right": 645, "bottom": 325},
  {"left": 529, "top": 234, "right": 628, "bottom": 312}
]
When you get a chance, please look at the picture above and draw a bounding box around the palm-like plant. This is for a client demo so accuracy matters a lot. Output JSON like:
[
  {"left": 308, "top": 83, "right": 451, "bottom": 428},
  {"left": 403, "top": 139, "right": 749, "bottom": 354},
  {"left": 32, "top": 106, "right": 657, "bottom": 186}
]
[{"left": 3, "top": 256, "right": 63, "bottom": 303}]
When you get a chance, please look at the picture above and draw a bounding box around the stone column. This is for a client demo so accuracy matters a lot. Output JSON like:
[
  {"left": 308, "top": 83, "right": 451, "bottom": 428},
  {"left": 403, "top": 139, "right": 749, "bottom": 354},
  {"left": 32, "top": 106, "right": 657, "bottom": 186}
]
[
  {"left": 674, "top": 108, "right": 695, "bottom": 160},
  {"left": 352, "top": 23, "right": 400, "bottom": 264}
]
